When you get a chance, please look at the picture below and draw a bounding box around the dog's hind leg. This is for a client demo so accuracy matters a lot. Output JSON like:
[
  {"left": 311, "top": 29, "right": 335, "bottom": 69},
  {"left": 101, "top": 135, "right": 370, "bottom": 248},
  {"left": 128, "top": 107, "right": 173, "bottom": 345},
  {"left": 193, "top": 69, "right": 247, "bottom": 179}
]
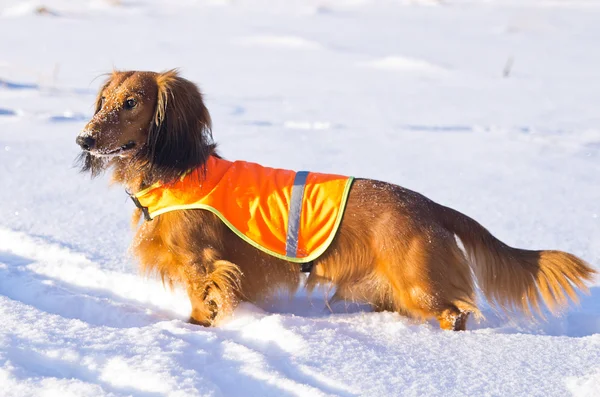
[{"left": 373, "top": 227, "right": 479, "bottom": 330}]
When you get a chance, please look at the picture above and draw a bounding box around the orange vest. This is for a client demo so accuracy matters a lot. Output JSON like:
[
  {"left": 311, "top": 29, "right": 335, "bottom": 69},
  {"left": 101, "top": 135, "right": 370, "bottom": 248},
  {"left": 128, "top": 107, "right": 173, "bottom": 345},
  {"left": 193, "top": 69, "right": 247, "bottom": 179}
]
[{"left": 132, "top": 156, "right": 354, "bottom": 263}]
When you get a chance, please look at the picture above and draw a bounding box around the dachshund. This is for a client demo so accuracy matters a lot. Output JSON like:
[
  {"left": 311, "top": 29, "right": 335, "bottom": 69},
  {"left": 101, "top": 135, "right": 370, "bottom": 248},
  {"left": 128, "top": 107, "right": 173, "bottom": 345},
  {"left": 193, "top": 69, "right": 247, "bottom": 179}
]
[{"left": 76, "top": 69, "right": 596, "bottom": 330}]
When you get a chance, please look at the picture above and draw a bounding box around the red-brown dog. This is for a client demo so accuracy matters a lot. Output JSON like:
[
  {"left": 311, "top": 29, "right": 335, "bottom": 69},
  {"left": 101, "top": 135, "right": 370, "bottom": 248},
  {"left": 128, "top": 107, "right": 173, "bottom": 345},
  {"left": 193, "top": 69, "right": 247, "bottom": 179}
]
[{"left": 77, "top": 70, "right": 596, "bottom": 330}]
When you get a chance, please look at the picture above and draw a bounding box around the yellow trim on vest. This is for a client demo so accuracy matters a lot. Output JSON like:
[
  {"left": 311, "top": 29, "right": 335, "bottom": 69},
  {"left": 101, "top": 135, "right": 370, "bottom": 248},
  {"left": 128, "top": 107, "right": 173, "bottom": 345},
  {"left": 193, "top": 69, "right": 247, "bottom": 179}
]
[
  {"left": 133, "top": 157, "right": 353, "bottom": 263},
  {"left": 146, "top": 178, "right": 353, "bottom": 263}
]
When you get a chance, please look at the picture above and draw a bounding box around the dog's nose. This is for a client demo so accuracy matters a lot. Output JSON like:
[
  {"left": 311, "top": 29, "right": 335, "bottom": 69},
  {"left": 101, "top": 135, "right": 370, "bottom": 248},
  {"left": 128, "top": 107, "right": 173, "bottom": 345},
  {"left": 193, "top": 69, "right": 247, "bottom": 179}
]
[{"left": 76, "top": 135, "right": 96, "bottom": 151}]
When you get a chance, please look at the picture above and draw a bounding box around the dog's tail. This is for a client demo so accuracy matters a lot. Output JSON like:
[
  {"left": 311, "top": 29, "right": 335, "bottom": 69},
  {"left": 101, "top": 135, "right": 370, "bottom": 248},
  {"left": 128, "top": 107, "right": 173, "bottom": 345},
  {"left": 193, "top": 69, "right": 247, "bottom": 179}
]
[{"left": 431, "top": 202, "right": 596, "bottom": 317}]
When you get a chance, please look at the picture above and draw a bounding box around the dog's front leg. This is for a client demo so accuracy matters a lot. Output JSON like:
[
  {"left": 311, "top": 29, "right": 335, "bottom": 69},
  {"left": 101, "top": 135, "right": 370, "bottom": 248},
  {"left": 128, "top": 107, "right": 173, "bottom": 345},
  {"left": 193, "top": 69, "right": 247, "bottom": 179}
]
[{"left": 186, "top": 259, "right": 242, "bottom": 327}]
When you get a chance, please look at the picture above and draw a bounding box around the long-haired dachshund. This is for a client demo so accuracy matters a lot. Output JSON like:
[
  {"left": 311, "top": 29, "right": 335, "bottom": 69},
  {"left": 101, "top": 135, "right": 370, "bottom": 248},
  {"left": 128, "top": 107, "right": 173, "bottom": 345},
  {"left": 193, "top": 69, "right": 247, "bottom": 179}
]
[{"left": 76, "top": 70, "right": 595, "bottom": 330}]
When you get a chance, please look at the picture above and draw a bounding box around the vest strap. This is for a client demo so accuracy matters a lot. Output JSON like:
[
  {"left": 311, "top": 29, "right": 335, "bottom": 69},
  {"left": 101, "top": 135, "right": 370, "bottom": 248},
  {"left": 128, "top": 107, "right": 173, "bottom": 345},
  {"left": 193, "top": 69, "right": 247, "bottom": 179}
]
[
  {"left": 286, "top": 171, "right": 309, "bottom": 257},
  {"left": 129, "top": 193, "right": 153, "bottom": 221}
]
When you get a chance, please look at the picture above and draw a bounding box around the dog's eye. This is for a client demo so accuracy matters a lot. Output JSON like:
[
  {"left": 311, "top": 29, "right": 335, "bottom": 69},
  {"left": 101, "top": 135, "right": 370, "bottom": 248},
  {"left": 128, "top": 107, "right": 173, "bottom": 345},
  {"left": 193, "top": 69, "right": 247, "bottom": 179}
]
[{"left": 124, "top": 98, "right": 137, "bottom": 110}]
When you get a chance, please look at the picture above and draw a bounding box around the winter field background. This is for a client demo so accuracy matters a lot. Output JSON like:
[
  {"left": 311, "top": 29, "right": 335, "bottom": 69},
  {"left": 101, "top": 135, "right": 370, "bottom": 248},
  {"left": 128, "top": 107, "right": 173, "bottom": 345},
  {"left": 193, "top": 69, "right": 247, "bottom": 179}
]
[{"left": 1, "top": 0, "right": 600, "bottom": 396}]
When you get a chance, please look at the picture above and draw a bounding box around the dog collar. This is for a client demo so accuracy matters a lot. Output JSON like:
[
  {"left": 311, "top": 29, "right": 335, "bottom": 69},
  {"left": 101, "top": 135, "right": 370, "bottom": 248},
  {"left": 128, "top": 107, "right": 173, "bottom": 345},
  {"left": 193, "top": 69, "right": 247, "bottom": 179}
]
[{"left": 128, "top": 192, "right": 153, "bottom": 222}]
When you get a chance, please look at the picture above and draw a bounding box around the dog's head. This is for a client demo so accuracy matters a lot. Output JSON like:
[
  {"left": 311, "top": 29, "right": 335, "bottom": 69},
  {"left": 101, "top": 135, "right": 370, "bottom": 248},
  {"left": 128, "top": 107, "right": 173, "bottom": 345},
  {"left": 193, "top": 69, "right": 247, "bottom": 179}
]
[{"left": 76, "top": 70, "right": 213, "bottom": 182}]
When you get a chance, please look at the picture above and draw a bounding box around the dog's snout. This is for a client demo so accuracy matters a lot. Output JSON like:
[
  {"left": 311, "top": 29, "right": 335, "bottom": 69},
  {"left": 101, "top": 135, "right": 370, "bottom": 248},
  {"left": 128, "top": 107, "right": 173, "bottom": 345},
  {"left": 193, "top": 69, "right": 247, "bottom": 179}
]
[{"left": 76, "top": 135, "right": 96, "bottom": 151}]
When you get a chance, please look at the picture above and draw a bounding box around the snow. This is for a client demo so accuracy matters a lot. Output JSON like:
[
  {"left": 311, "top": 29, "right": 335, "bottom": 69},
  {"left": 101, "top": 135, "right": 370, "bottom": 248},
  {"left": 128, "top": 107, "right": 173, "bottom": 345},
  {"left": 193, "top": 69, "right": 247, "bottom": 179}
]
[{"left": 1, "top": 0, "right": 600, "bottom": 395}]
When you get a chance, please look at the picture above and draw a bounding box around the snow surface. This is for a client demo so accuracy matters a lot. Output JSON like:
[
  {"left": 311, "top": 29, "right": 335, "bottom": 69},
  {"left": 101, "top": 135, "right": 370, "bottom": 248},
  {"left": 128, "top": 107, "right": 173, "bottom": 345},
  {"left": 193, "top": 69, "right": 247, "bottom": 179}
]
[{"left": 1, "top": 0, "right": 600, "bottom": 396}]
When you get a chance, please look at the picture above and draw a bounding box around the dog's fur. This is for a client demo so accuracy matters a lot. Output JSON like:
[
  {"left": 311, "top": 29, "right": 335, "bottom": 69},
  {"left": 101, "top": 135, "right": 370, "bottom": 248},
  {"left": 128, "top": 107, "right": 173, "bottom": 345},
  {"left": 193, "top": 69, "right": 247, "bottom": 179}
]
[{"left": 77, "top": 70, "right": 596, "bottom": 331}]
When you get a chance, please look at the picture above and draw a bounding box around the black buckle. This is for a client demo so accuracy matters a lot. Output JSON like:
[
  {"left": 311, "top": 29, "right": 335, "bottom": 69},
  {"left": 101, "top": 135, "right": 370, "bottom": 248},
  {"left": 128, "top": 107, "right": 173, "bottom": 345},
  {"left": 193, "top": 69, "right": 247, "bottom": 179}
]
[
  {"left": 129, "top": 194, "right": 152, "bottom": 221},
  {"left": 300, "top": 261, "right": 314, "bottom": 273}
]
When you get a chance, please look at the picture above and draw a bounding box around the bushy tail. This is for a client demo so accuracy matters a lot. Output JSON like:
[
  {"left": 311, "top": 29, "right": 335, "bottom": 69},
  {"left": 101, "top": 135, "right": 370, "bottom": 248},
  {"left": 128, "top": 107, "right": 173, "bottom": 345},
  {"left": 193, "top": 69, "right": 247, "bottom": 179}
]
[{"left": 432, "top": 203, "right": 596, "bottom": 317}]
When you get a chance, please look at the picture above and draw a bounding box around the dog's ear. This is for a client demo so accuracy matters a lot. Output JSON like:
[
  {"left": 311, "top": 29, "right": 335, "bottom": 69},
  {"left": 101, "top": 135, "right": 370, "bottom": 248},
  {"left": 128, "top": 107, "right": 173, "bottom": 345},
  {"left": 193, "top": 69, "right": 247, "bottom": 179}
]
[{"left": 147, "top": 69, "right": 213, "bottom": 182}]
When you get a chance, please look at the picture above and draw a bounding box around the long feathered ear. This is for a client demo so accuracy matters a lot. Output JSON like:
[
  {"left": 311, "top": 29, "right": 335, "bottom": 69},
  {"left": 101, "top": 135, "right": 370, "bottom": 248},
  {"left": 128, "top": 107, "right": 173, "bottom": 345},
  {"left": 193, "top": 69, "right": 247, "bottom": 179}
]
[{"left": 146, "top": 69, "right": 214, "bottom": 183}]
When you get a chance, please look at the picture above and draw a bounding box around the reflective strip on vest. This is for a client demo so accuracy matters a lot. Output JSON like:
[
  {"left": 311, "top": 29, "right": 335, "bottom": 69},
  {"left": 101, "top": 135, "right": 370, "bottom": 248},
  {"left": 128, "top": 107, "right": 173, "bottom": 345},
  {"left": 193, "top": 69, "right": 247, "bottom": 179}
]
[{"left": 286, "top": 171, "right": 309, "bottom": 258}]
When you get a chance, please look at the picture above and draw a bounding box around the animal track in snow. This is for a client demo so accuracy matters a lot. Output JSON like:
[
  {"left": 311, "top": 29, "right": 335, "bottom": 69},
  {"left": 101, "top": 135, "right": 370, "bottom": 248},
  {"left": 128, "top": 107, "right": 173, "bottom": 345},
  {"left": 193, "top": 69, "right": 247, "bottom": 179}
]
[
  {"left": 0, "top": 78, "right": 38, "bottom": 90},
  {"left": 0, "top": 108, "right": 17, "bottom": 117},
  {"left": 0, "top": 228, "right": 191, "bottom": 327},
  {"left": 0, "top": 108, "right": 89, "bottom": 122}
]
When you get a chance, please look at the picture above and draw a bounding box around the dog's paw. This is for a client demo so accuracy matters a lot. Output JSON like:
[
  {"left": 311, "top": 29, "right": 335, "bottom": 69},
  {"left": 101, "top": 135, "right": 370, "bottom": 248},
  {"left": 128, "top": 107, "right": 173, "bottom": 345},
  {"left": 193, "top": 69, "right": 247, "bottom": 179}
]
[
  {"left": 189, "top": 288, "right": 219, "bottom": 327},
  {"left": 188, "top": 315, "right": 213, "bottom": 327}
]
